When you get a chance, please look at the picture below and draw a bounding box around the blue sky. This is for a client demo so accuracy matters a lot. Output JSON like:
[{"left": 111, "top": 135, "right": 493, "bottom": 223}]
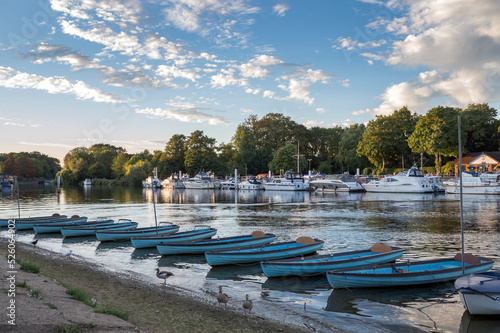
[{"left": 1, "top": 0, "right": 499, "bottom": 163}]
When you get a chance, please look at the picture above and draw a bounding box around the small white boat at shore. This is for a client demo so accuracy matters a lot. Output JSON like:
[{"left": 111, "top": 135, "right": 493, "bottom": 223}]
[
  {"left": 83, "top": 178, "right": 92, "bottom": 186},
  {"left": 455, "top": 270, "right": 500, "bottom": 315}
]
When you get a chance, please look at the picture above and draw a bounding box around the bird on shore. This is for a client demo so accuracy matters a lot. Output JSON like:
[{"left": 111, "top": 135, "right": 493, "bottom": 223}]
[
  {"left": 64, "top": 250, "right": 72, "bottom": 256},
  {"left": 31, "top": 239, "right": 38, "bottom": 246},
  {"left": 242, "top": 294, "right": 253, "bottom": 316},
  {"left": 155, "top": 268, "right": 174, "bottom": 286},
  {"left": 217, "top": 286, "right": 229, "bottom": 310}
]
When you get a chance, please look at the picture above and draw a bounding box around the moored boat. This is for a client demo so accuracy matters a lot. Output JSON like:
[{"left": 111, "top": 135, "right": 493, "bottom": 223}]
[
  {"left": 156, "top": 231, "right": 275, "bottom": 255},
  {"left": 15, "top": 215, "right": 86, "bottom": 230},
  {"left": 34, "top": 217, "right": 114, "bottom": 234},
  {"left": 442, "top": 171, "right": 500, "bottom": 194},
  {"left": 455, "top": 270, "right": 500, "bottom": 315},
  {"left": 131, "top": 225, "right": 217, "bottom": 249},
  {"left": 238, "top": 177, "right": 264, "bottom": 190},
  {"left": 205, "top": 237, "right": 324, "bottom": 266},
  {"left": 362, "top": 166, "right": 434, "bottom": 193},
  {"left": 0, "top": 213, "right": 66, "bottom": 228},
  {"left": 261, "top": 243, "right": 403, "bottom": 278},
  {"left": 263, "top": 172, "right": 307, "bottom": 191},
  {"left": 96, "top": 223, "right": 179, "bottom": 242},
  {"left": 326, "top": 253, "right": 493, "bottom": 289},
  {"left": 309, "top": 174, "right": 365, "bottom": 192},
  {"left": 61, "top": 219, "right": 138, "bottom": 237}
]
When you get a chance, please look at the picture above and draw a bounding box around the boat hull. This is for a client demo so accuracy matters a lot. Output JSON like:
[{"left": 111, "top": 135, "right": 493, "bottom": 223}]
[
  {"left": 16, "top": 217, "right": 87, "bottom": 230},
  {"left": 261, "top": 247, "right": 404, "bottom": 278},
  {"left": 362, "top": 183, "right": 434, "bottom": 193},
  {"left": 131, "top": 228, "right": 217, "bottom": 249},
  {"left": 205, "top": 239, "right": 324, "bottom": 266},
  {"left": 156, "top": 234, "right": 276, "bottom": 255},
  {"left": 96, "top": 225, "right": 179, "bottom": 241},
  {"left": 455, "top": 270, "right": 500, "bottom": 315},
  {"left": 61, "top": 222, "right": 138, "bottom": 237},
  {"left": 0, "top": 215, "right": 66, "bottom": 228},
  {"left": 34, "top": 219, "right": 114, "bottom": 234},
  {"left": 443, "top": 184, "right": 500, "bottom": 194},
  {"left": 327, "top": 256, "right": 493, "bottom": 289}
]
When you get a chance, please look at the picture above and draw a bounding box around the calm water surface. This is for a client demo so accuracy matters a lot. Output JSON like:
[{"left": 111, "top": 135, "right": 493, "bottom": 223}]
[{"left": 1, "top": 185, "right": 499, "bottom": 332}]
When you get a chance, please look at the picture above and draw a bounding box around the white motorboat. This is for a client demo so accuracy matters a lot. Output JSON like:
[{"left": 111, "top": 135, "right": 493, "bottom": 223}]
[
  {"left": 238, "top": 177, "right": 264, "bottom": 190},
  {"left": 455, "top": 270, "right": 500, "bottom": 315},
  {"left": 426, "top": 176, "right": 445, "bottom": 192},
  {"left": 362, "top": 166, "right": 434, "bottom": 193},
  {"left": 442, "top": 171, "right": 500, "bottom": 194},
  {"left": 183, "top": 172, "right": 218, "bottom": 189},
  {"left": 263, "top": 172, "right": 306, "bottom": 191},
  {"left": 83, "top": 178, "right": 92, "bottom": 186},
  {"left": 309, "top": 174, "right": 364, "bottom": 192},
  {"left": 142, "top": 167, "right": 162, "bottom": 188},
  {"left": 162, "top": 174, "right": 185, "bottom": 189},
  {"left": 220, "top": 178, "right": 237, "bottom": 190}
]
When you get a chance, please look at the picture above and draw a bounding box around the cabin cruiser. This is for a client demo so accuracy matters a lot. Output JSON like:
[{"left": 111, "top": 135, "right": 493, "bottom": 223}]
[
  {"left": 426, "top": 176, "right": 445, "bottom": 192},
  {"left": 442, "top": 171, "right": 500, "bottom": 194},
  {"left": 161, "top": 174, "right": 185, "bottom": 189},
  {"left": 143, "top": 167, "right": 162, "bottom": 188},
  {"left": 309, "top": 174, "right": 364, "bottom": 192},
  {"left": 263, "top": 172, "right": 306, "bottom": 191},
  {"left": 220, "top": 178, "right": 237, "bottom": 190},
  {"left": 183, "top": 172, "right": 219, "bottom": 189},
  {"left": 83, "top": 178, "right": 92, "bottom": 186},
  {"left": 362, "top": 166, "right": 434, "bottom": 193},
  {"left": 238, "top": 177, "right": 264, "bottom": 190}
]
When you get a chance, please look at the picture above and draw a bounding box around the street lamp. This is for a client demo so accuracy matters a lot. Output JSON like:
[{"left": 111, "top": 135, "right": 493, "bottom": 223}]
[{"left": 307, "top": 159, "right": 312, "bottom": 172}]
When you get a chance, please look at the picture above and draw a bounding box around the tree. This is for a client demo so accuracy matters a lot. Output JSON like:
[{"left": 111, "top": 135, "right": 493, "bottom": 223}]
[
  {"left": 111, "top": 153, "right": 130, "bottom": 178},
  {"left": 461, "top": 103, "right": 500, "bottom": 152},
  {"left": 408, "top": 106, "right": 462, "bottom": 173},
  {"left": 184, "top": 130, "right": 218, "bottom": 175},
  {"left": 157, "top": 134, "right": 186, "bottom": 178},
  {"left": 336, "top": 124, "right": 371, "bottom": 174},
  {"left": 357, "top": 106, "right": 419, "bottom": 172},
  {"left": 268, "top": 144, "right": 307, "bottom": 174},
  {"left": 126, "top": 161, "right": 150, "bottom": 186}
]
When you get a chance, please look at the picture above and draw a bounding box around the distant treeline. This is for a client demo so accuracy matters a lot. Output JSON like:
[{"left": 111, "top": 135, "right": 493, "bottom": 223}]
[
  {"left": 0, "top": 152, "right": 61, "bottom": 179},
  {"left": 1, "top": 103, "right": 498, "bottom": 186}
]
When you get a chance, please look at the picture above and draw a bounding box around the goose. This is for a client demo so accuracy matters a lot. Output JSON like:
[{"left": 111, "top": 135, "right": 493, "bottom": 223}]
[
  {"left": 242, "top": 294, "right": 253, "bottom": 316},
  {"left": 217, "top": 286, "right": 229, "bottom": 310},
  {"left": 155, "top": 268, "right": 174, "bottom": 286}
]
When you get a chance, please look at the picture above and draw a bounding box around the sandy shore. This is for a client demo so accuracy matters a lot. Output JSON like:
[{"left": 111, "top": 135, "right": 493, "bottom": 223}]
[{"left": 0, "top": 239, "right": 326, "bottom": 333}]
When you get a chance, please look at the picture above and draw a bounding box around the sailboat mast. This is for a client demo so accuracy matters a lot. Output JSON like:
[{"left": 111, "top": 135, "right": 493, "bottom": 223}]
[{"left": 458, "top": 115, "right": 465, "bottom": 276}]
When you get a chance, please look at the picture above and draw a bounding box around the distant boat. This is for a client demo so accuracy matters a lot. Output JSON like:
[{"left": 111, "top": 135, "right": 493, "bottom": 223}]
[
  {"left": 362, "top": 166, "right": 434, "bottom": 193},
  {"left": 455, "top": 270, "right": 500, "bottom": 315},
  {"left": 161, "top": 174, "right": 185, "bottom": 189},
  {"left": 238, "top": 177, "right": 264, "bottom": 190},
  {"left": 263, "top": 172, "right": 307, "bottom": 191},
  {"left": 205, "top": 237, "right": 324, "bottom": 266},
  {"left": 83, "top": 178, "right": 92, "bottom": 186},
  {"left": 426, "top": 175, "right": 445, "bottom": 192},
  {"left": 309, "top": 174, "right": 365, "bottom": 192},
  {"left": 143, "top": 167, "right": 162, "bottom": 188},
  {"left": 183, "top": 172, "right": 219, "bottom": 189},
  {"left": 156, "top": 231, "right": 276, "bottom": 255},
  {"left": 131, "top": 225, "right": 217, "bottom": 249},
  {"left": 220, "top": 178, "right": 237, "bottom": 190},
  {"left": 326, "top": 254, "right": 493, "bottom": 289},
  {"left": 96, "top": 223, "right": 179, "bottom": 242},
  {"left": 442, "top": 171, "right": 500, "bottom": 194},
  {"left": 261, "top": 243, "right": 403, "bottom": 278}
]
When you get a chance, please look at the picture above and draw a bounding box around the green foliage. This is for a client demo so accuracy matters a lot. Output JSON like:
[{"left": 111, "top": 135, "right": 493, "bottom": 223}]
[
  {"left": 442, "top": 161, "right": 455, "bottom": 174},
  {"left": 17, "top": 259, "right": 41, "bottom": 273},
  {"left": 461, "top": 103, "right": 500, "bottom": 152},
  {"left": 66, "top": 285, "right": 96, "bottom": 307},
  {"left": 268, "top": 144, "right": 307, "bottom": 174},
  {"left": 157, "top": 134, "right": 186, "bottom": 178},
  {"left": 336, "top": 124, "right": 371, "bottom": 174},
  {"left": 94, "top": 306, "right": 129, "bottom": 320},
  {"left": 318, "top": 161, "right": 332, "bottom": 174},
  {"left": 184, "top": 130, "right": 218, "bottom": 175},
  {"left": 126, "top": 161, "right": 150, "bottom": 186},
  {"left": 0, "top": 151, "right": 60, "bottom": 178}
]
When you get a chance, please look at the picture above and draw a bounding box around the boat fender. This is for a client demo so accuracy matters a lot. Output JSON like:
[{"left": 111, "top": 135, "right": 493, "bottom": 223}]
[
  {"left": 296, "top": 236, "right": 315, "bottom": 244},
  {"left": 251, "top": 230, "right": 265, "bottom": 238},
  {"left": 370, "top": 243, "right": 392, "bottom": 253}
]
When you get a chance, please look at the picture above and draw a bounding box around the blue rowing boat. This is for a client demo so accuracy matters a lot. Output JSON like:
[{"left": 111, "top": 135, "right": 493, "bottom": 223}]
[
  {"left": 261, "top": 243, "right": 404, "bottom": 278},
  {"left": 96, "top": 223, "right": 179, "bottom": 242},
  {"left": 61, "top": 219, "right": 138, "bottom": 237},
  {"left": 156, "top": 231, "right": 276, "bottom": 255},
  {"left": 326, "top": 253, "right": 494, "bottom": 289},
  {"left": 34, "top": 217, "right": 114, "bottom": 234},
  {"left": 0, "top": 213, "right": 66, "bottom": 227},
  {"left": 131, "top": 225, "right": 217, "bottom": 249},
  {"left": 16, "top": 215, "right": 87, "bottom": 230},
  {"left": 205, "top": 237, "right": 324, "bottom": 266}
]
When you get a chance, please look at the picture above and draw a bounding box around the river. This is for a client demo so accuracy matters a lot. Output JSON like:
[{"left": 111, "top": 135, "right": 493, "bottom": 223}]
[{"left": 1, "top": 184, "right": 499, "bottom": 332}]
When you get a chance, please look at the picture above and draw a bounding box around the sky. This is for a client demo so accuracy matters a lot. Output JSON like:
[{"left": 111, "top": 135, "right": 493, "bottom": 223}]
[{"left": 1, "top": 0, "right": 500, "bottom": 163}]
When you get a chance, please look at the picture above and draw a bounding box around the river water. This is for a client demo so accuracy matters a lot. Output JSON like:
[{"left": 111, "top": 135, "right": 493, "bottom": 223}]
[{"left": 1, "top": 185, "right": 499, "bottom": 332}]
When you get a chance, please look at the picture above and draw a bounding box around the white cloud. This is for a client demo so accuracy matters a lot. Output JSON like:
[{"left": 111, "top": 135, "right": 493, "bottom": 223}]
[
  {"left": 316, "top": 108, "right": 326, "bottom": 113},
  {"left": 273, "top": 3, "right": 290, "bottom": 17},
  {"left": 0, "top": 66, "right": 123, "bottom": 103},
  {"left": 157, "top": 65, "right": 201, "bottom": 82},
  {"left": 245, "top": 88, "right": 260, "bottom": 94},
  {"left": 210, "top": 69, "right": 248, "bottom": 88},
  {"left": 239, "top": 63, "right": 268, "bottom": 78},
  {"left": 250, "top": 54, "right": 283, "bottom": 66},
  {"left": 135, "top": 105, "right": 230, "bottom": 125},
  {"left": 278, "top": 69, "right": 334, "bottom": 105},
  {"left": 263, "top": 90, "right": 275, "bottom": 98}
]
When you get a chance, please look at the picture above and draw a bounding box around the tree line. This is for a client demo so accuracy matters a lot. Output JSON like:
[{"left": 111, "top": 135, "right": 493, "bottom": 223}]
[
  {"left": 0, "top": 152, "right": 61, "bottom": 179},
  {"left": 1, "top": 103, "right": 498, "bottom": 185}
]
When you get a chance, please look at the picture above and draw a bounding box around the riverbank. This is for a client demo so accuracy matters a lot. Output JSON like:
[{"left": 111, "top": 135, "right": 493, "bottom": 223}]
[{"left": 0, "top": 239, "right": 320, "bottom": 333}]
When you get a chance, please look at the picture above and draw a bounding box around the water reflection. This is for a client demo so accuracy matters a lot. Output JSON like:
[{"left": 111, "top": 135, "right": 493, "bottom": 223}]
[
  {"left": 459, "top": 311, "right": 500, "bottom": 333},
  {"left": 206, "top": 264, "right": 263, "bottom": 281},
  {"left": 262, "top": 275, "right": 329, "bottom": 295}
]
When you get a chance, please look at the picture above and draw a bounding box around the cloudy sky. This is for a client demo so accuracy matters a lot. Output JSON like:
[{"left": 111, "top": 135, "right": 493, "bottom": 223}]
[{"left": 1, "top": 0, "right": 499, "bottom": 162}]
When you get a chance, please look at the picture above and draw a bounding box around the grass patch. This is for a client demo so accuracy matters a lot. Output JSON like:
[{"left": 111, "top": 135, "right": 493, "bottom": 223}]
[
  {"left": 16, "top": 280, "right": 28, "bottom": 288},
  {"left": 95, "top": 306, "right": 129, "bottom": 321},
  {"left": 17, "top": 258, "right": 41, "bottom": 273},
  {"left": 44, "top": 302, "right": 58, "bottom": 309},
  {"left": 55, "top": 322, "right": 96, "bottom": 333},
  {"left": 66, "top": 285, "right": 96, "bottom": 307},
  {"left": 28, "top": 288, "right": 42, "bottom": 299}
]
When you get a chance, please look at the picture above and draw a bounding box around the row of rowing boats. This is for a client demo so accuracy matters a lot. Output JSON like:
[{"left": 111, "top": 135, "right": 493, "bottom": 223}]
[{"left": 2, "top": 213, "right": 498, "bottom": 315}]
